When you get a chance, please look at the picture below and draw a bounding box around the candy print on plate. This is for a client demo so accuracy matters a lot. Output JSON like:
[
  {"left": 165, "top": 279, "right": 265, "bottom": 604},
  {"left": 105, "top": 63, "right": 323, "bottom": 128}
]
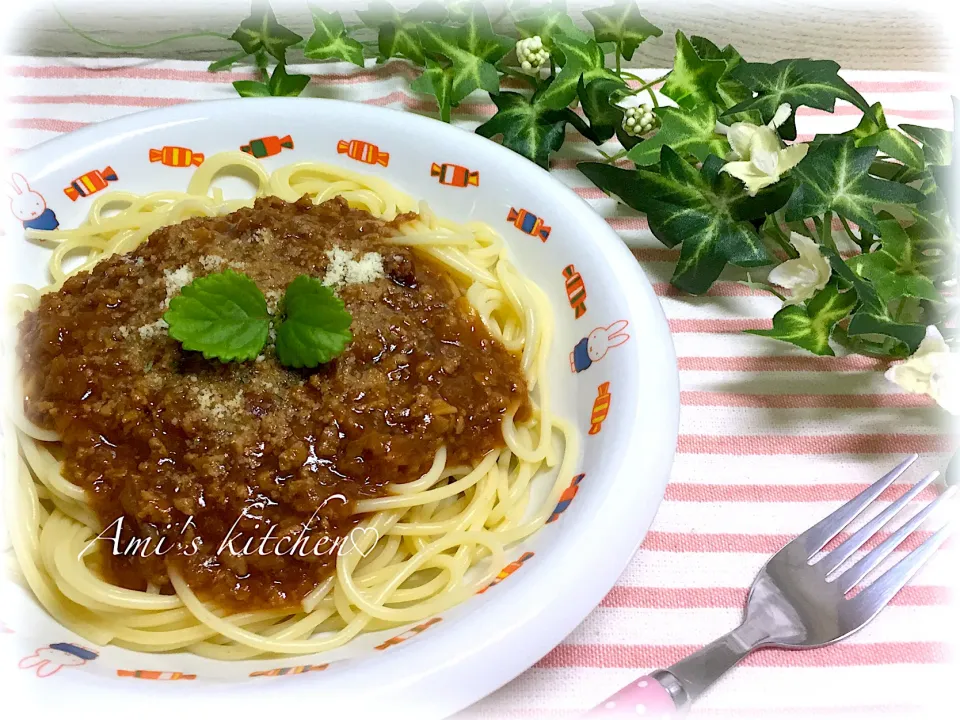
[
  {"left": 507, "top": 207, "right": 551, "bottom": 242},
  {"left": 241, "top": 135, "right": 294, "bottom": 158},
  {"left": 374, "top": 618, "right": 442, "bottom": 650},
  {"left": 338, "top": 139, "right": 389, "bottom": 167},
  {"left": 6, "top": 173, "right": 59, "bottom": 230},
  {"left": 117, "top": 670, "right": 196, "bottom": 680},
  {"left": 570, "top": 320, "right": 630, "bottom": 373},
  {"left": 477, "top": 551, "right": 535, "bottom": 594},
  {"left": 149, "top": 146, "right": 205, "bottom": 168},
  {"left": 562, "top": 264, "right": 587, "bottom": 319},
  {"left": 250, "top": 663, "right": 329, "bottom": 677},
  {"left": 590, "top": 383, "right": 612, "bottom": 435},
  {"left": 63, "top": 167, "right": 117, "bottom": 201},
  {"left": 431, "top": 162, "right": 479, "bottom": 187},
  {"left": 548, "top": 474, "right": 585, "bottom": 523},
  {"left": 19, "top": 643, "right": 99, "bottom": 678}
]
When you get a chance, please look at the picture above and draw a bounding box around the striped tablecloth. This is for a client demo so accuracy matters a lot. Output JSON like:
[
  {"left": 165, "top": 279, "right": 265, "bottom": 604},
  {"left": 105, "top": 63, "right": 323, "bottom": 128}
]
[{"left": 4, "top": 56, "right": 956, "bottom": 719}]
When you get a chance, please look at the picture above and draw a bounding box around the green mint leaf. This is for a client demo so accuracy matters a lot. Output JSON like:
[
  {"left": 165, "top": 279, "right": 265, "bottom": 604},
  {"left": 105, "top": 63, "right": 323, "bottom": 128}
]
[
  {"left": 825, "top": 250, "right": 926, "bottom": 354},
  {"left": 233, "top": 79, "right": 272, "bottom": 97},
  {"left": 537, "top": 33, "right": 622, "bottom": 110},
  {"left": 748, "top": 282, "right": 857, "bottom": 356},
  {"left": 583, "top": 1, "right": 662, "bottom": 60},
  {"left": 723, "top": 59, "right": 870, "bottom": 124},
  {"left": 411, "top": 59, "right": 456, "bottom": 122},
  {"left": 626, "top": 103, "right": 729, "bottom": 167},
  {"left": 848, "top": 218, "right": 943, "bottom": 304},
  {"left": 899, "top": 124, "right": 952, "bottom": 166},
  {"left": 274, "top": 276, "right": 353, "bottom": 369},
  {"left": 357, "top": 1, "right": 445, "bottom": 65},
  {"left": 661, "top": 31, "right": 726, "bottom": 110},
  {"left": 784, "top": 136, "right": 926, "bottom": 235},
  {"left": 476, "top": 89, "right": 571, "bottom": 168},
  {"left": 580, "top": 146, "right": 774, "bottom": 294},
  {"left": 230, "top": 1, "right": 303, "bottom": 63},
  {"left": 267, "top": 63, "right": 311, "bottom": 96},
  {"left": 418, "top": 6, "right": 513, "bottom": 105},
  {"left": 164, "top": 270, "right": 270, "bottom": 363},
  {"left": 304, "top": 7, "right": 365, "bottom": 67}
]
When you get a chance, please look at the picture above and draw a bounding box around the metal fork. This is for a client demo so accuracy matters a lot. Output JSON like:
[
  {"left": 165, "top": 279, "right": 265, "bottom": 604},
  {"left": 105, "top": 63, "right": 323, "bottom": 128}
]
[{"left": 589, "top": 455, "right": 956, "bottom": 716}]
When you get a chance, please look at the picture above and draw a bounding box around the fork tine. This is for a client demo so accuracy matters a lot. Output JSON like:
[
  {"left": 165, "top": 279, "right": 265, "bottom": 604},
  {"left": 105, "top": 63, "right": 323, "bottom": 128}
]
[
  {"left": 797, "top": 455, "right": 918, "bottom": 559},
  {"left": 820, "top": 471, "right": 940, "bottom": 575},
  {"left": 837, "top": 486, "right": 957, "bottom": 592},
  {"left": 850, "top": 521, "right": 953, "bottom": 618}
]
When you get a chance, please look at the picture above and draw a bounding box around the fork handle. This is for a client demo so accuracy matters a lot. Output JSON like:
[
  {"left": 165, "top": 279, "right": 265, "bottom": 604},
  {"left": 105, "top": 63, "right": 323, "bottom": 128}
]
[{"left": 587, "top": 626, "right": 760, "bottom": 715}]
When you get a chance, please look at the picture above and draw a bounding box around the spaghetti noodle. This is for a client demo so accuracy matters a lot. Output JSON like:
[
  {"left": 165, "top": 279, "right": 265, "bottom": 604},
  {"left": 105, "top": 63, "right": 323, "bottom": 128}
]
[{"left": 5, "top": 152, "right": 577, "bottom": 659}]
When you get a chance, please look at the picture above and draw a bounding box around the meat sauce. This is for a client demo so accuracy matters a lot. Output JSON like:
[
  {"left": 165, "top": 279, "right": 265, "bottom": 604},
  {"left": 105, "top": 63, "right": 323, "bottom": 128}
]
[{"left": 18, "top": 196, "right": 529, "bottom": 610}]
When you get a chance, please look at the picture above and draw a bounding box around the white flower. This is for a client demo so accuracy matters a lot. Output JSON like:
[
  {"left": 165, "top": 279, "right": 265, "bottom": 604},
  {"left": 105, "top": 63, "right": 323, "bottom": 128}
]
[
  {"left": 516, "top": 36, "right": 549, "bottom": 73},
  {"left": 885, "top": 326, "right": 960, "bottom": 414},
  {"left": 616, "top": 96, "right": 656, "bottom": 137},
  {"left": 720, "top": 103, "right": 808, "bottom": 196},
  {"left": 767, "top": 233, "right": 831, "bottom": 305}
]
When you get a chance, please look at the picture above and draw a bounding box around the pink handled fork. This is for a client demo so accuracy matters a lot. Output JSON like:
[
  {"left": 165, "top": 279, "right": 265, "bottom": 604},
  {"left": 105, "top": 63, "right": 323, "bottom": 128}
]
[{"left": 589, "top": 455, "right": 956, "bottom": 716}]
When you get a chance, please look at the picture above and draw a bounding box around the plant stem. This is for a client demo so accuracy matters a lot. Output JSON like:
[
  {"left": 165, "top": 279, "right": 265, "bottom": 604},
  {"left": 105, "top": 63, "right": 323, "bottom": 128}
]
[
  {"left": 550, "top": 58, "right": 556, "bottom": 78},
  {"left": 819, "top": 211, "right": 839, "bottom": 253},
  {"left": 599, "top": 148, "right": 629, "bottom": 163},
  {"left": 255, "top": 51, "right": 269, "bottom": 83},
  {"left": 839, "top": 216, "right": 861, "bottom": 246},
  {"left": 55, "top": 3, "right": 230, "bottom": 50},
  {"left": 616, "top": 44, "right": 622, "bottom": 74}
]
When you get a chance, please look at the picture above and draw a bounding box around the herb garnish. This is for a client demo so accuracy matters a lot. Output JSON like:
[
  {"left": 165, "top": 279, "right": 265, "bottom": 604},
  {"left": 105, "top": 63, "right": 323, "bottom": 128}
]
[{"left": 163, "top": 270, "right": 353, "bottom": 368}]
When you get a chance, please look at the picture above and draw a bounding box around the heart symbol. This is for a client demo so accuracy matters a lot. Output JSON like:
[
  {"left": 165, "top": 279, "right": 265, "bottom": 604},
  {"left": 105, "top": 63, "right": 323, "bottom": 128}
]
[{"left": 345, "top": 526, "right": 380, "bottom": 558}]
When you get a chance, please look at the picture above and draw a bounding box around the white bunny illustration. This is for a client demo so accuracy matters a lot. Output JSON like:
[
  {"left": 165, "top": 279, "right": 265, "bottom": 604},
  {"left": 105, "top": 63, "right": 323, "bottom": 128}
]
[
  {"left": 19, "top": 642, "right": 98, "bottom": 678},
  {"left": 6, "top": 173, "right": 59, "bottom": 231},
  {"left": 570, "top": 319, "right": 630, "bottom": 373}
]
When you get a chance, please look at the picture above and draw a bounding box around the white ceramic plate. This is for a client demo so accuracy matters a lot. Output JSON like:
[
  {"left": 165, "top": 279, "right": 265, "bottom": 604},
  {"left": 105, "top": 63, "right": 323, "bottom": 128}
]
[{"left": 1, "top": 99, "right": 679, "bottom": 719}]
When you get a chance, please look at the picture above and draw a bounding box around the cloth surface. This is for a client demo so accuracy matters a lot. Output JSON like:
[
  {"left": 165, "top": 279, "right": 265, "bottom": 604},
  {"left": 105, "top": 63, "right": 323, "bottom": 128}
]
[{"left": 3, "top": 56, "right": 956, "bottom": 719}]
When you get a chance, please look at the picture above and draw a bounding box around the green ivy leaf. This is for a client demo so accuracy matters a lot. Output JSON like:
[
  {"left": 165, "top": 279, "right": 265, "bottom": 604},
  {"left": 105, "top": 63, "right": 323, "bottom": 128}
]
[
  {"left": 784, "top": 136, "right": 926, "bottom": 235},
  {"left": 626, "top": 103, "right": 730, "bottom": 167},
  {"left": 724, "top": 59, "right": 870, "bottom": 124},
  {"left": 418, "top": 5, "right": 513, "bottom": 105},
  {"left": 357, "top": 0, "right": 446, "bottom": 65},
  {"left": 411, "top": 59, "right": 455, "bottom": 122},
  {"left": 826, "top": 250, "right": 926, "bottom": 354},
  {"left": 661, "top": 31, "right": 726, "bottom": 110},
  {"left": 274, "top": 276, "right": 353, "bottom": 369},
  {"left": 537, "top": 33, "right": 623, "bottom": 110},
  {"left": 687, "top": 36, "right": 761, "bottom": 124},
  {"left": 164, "top": 270, "right": 270, "bottom": 363},
  {"left": 580, "top": 146, "right": 774, "bottom": 294},
  {"left": 516, "top": 5, "right": 590, "bottom": 55},
  {"left": 233, "top": 79, "right": 272, "bottom": 97},
  {"left": 848, "top": 218, "right": 943, "bottom": 303},
  {"left": 747, "top": 282, "right": 857, "bottom": 356},
  {"left": 582, "top": 1, "right": 662, "bottom": 61},
  {"left": 578, "top": 77, "right": 624, "bottom": 143},
  {"left": 846, "top": 103, "right": 925, "bottom": 170},
  {"left": 230, "top": 1, "right": 303, "bottom": 64},
  {"left": 900, "top": 124, "right": 952, "bottom": 166},
  {"left": 232, "top": 63, "right": 310, "bottom": 98},
  {"left": 304, "top": 7, "right": 364, "bottom": 67},
  {"left": 476, "top": 89, "right": 572, "bottom": 168}
]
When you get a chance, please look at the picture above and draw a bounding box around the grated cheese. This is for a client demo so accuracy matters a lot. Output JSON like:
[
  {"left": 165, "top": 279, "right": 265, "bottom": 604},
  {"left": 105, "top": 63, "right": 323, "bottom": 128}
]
[
  {"left": 162, "top": 265, "right": 194, "bottom": 308},
  {"left": 265, "top": 290, "right": 282, "bottom": 315},
  {"left": 199, "top": 255, "right": 226, "bottom": 271},
  {"left": 138, "top": 318, "right": 169, "bottom": 340},
  {"left": 322, "top": 246, "right": 385, "bottom": 289}
]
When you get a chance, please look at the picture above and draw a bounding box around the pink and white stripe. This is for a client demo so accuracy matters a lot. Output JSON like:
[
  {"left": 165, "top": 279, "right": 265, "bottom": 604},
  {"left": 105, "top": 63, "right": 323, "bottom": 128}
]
[{"left": 2, "top": 56, "right": 955, "bottom": 719}]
